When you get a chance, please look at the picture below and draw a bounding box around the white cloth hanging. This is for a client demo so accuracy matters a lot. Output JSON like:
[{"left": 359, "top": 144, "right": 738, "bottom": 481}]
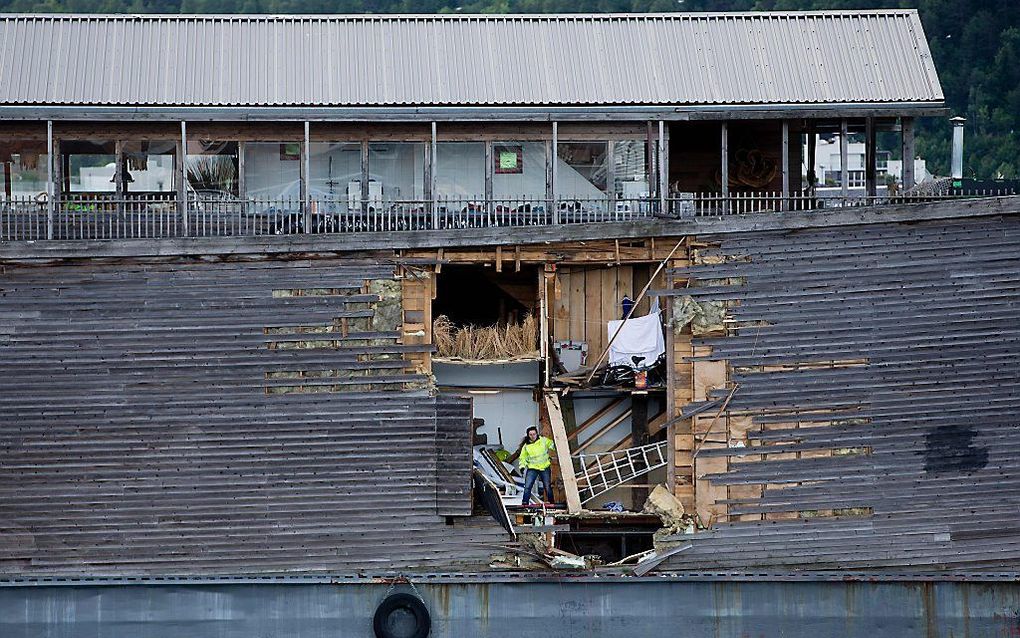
[{"left": 606, "top": 303, "right": 665, "bottom": 369}]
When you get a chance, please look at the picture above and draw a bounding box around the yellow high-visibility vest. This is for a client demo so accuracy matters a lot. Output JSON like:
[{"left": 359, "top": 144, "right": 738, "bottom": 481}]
[{"left": 519, "top": 436, "right": 555, "bottom": 471}]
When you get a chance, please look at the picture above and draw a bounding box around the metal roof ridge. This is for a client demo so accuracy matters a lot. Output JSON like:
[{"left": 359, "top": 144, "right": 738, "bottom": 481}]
[{"left": 0, "top": 9, "right": 921, "bottom": 21}]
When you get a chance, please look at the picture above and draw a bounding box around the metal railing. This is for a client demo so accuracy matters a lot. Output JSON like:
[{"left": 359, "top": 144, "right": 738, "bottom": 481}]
[
  {"left": 1, "top": 188, "right": 1015, "bottom": 241},
  {"left": 668, "top": 188, "right": 1019, "bottom": 217}
]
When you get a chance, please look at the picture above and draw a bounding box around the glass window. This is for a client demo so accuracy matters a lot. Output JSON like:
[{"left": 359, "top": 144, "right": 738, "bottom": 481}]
[
  {"left": 63, "top": 140, "right": 116, "bottom": 193},
  {"left": 244, "top": 142, "right": 302, "bottom": 200},
  {"left": 309, "top": 142, "right": 362, "bottom": 212},
  {"left": 436, "top": 142, "right": 484, "bottom": 202},
  {"left": 493, "top": 141, "right": 546, "bottom": 202},
  {"left": 557, "top": 142, "right": 608, "bottom": 200},
  {"left": 1, "top": 141, "right": 49, "bottom": 198},
  {"left": 368, "top": 142, "right": 425, "bottom": 204},
  {"left": 123, "top": 141, "right": 176, "bottom": 193},
  {"left": 185, "top": 140, "right": 238, "bottom": 197},
  {"left": 613, "top": 140, "right": 650, "bottom": 200}
]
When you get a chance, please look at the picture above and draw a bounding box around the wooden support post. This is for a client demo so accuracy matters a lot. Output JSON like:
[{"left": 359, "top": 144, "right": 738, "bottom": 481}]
[
  {"left": 780, "top": 120, "right": 790, "bottom": 211},
  {"left": 543, "top": 392, "right": 583, "bottom": 514},
  {"left": 360, "top": 141, "right": 369, "bottom": 216},
  {"left": 114, "top": 140, "right": 125, "bottom": 230},
  {"left": 840, "top": 119, "right": 849, "bottom": 201},
  {"left": 606, "top": 139, "right": 616, "bottom": 215},
  {"left": 514, "top": 246, "right": 521, "bottom": 272},
  {"left": 237, "top": 141, "right": 247, "bottom": 204},
  {"left": 46, "top": 120, "right": 54, "bottom": 239},
  {"left": 631, "top": 392, "right": 650, "bottom": 507},
  {"left": 495, "top": 246, "right": 503, "bottom": 272},
  {"left": 901, "top": 117, "right": 915, "bottom": 189},
  {"left": 551, "top": 122, "right": 559, "bottom": 224},
  {"left": 720, "top": 122, "right": 729, "bottom": 213},
  {"left": 180, "top": 121, "right": 188, "bottom": 236},
  {"left": 658, "top": 120, "right": 667, "bottom": 214},
  {"left": 302, "top": 121, "right": 311, "bottom": 232},
  {"left": 484, "top": 140, "right": 493, "bottom": 222},
  {"left": 806, "top": 121, "right": 817, "bottom": 194},
  {"left": 429, "top": 121, "right": 438, "bottom": 229},
  {"left": 865, "top": 117, "right": 877, "bottom": 199}
]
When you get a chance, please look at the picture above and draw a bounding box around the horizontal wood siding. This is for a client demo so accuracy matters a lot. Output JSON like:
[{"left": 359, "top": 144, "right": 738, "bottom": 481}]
[
  {"left": 0, "top": 260, "right": 501, "bottom": 575},
  {"left": 657, "top": 215, "right": 1020, "bottom": 571}
]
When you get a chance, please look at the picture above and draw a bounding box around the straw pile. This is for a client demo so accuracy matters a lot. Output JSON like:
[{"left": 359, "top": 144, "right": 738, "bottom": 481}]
[{"left": 433, "top": 314, "right": 539, "bottom": 361}]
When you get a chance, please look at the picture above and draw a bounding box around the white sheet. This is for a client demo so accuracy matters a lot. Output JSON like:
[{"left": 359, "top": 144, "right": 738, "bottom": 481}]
[{"left": 607, "top": 309, "right": 665, "bottom": 368}]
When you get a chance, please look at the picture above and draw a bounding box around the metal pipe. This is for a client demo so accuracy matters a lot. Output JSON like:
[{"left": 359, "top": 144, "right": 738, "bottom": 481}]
[{"left": 951, "top": 116, "right": 966, "bottom": 181}]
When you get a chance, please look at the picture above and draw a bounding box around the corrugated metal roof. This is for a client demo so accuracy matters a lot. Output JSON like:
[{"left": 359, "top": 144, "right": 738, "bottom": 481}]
[{"left": 0, "top": 11, "right": 943, "bottom": 108}]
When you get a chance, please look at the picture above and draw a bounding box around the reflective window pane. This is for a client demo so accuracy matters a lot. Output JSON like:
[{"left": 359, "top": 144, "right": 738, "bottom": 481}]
[
  {"left": 493, "top": 141, "right": 546, "bottom": 201},
  {"left": 1, "top": 140, "right": 49, "bottom": 198},
  {"left": 368, "top": 142, "right": 425, "bottom": 204},
  {"left": 63, "top": 140, "right": 116, "bottom": 193},
  {"left": 613, "top": 140, "right": 650, "bottom": 199},
  {"left": 309, "top": 142, "right": 361, "bottom": 212},
  {"left": 557, "top": 142, "right": 608, "bottom": 199},
  {"left": 436, "top": 142, "right": 484, "bottom": 201},
  {"left": 123, "top": 141, "right": 175, "bottom": 193},
  {"left": 185, "top": 140, "right": 238, "bottom": 197},
  {"left": 244, "top": 142, "right": 301, "bottom": 200}
]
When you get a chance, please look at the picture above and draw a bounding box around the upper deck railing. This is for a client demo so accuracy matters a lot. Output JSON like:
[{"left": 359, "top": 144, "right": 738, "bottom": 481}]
[{"left": 1, "top": 189, "right": 1015, "bottom": 242}]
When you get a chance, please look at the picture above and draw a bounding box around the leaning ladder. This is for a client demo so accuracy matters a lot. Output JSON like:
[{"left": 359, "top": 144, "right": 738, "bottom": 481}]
[{"left": 574, "top": 440, "right": 669, "bottom": 505}]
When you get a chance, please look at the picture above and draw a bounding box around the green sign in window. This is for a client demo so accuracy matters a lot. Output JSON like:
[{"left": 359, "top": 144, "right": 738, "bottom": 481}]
[{"left": 499, "top": 151, "right": 519, "bottom": 170}]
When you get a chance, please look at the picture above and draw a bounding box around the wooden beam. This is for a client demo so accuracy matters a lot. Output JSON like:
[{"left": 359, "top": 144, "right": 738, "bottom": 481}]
[
  {"left": 865, "top": 117, "right": 877, "bottom": 198},
  {"left": 901, "top": 117, "right": 915, "bottom": 189},
  {"left": 658, "top": 120, "right": 667, "bottom": 213},
  {"left": 179, "top": 121, "right": 188, "bottom": 236},
  {"left": 574, "top": 408, "right": 632, "bottom": 454},
  {"left": 302, "top": 121, "right": 311, "bottom": 231},
  {"left": 543, "top": 392, "right": 583, "bottom": 514},
  {"left": 840, "top": 119, "right": 849, "bottom": 200},
  {"left": 551, "top": 121, "right": 559, "bottom": 224},
  {"left": 631, "top": 392, "right": 650, "bottom": 506},
  {"left": 430, "top": 121, "right": 438, "bottom": 230},
  {"left": 46, "top": 120, "right": 53, "bottom": 240},
  {"left": 720, "top": 122, "right": 729, "bottom": 210},
  {"left": 567, "top": 396, "right": 626, "bottom": 442},
  {"left": 781, "top": 120, "right": 790, "bottom": 211},
  {"left": 806, "top": 121, "right": 817, "bottom": 193}
]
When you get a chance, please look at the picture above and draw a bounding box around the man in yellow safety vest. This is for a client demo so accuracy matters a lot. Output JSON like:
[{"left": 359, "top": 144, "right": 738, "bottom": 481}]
[{"left": 518, "top": 426, "right": 555, "bottom": 505}]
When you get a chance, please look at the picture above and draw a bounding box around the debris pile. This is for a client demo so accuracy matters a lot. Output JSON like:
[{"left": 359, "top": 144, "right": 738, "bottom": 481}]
[{"left": 642, "top": 484, "right": 700, "bottom": 546}]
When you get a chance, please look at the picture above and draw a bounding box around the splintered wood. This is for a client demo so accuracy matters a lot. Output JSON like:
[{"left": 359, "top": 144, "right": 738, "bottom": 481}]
[{"left": 401, "top": 267, "right": 433, "bottom": 375}]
